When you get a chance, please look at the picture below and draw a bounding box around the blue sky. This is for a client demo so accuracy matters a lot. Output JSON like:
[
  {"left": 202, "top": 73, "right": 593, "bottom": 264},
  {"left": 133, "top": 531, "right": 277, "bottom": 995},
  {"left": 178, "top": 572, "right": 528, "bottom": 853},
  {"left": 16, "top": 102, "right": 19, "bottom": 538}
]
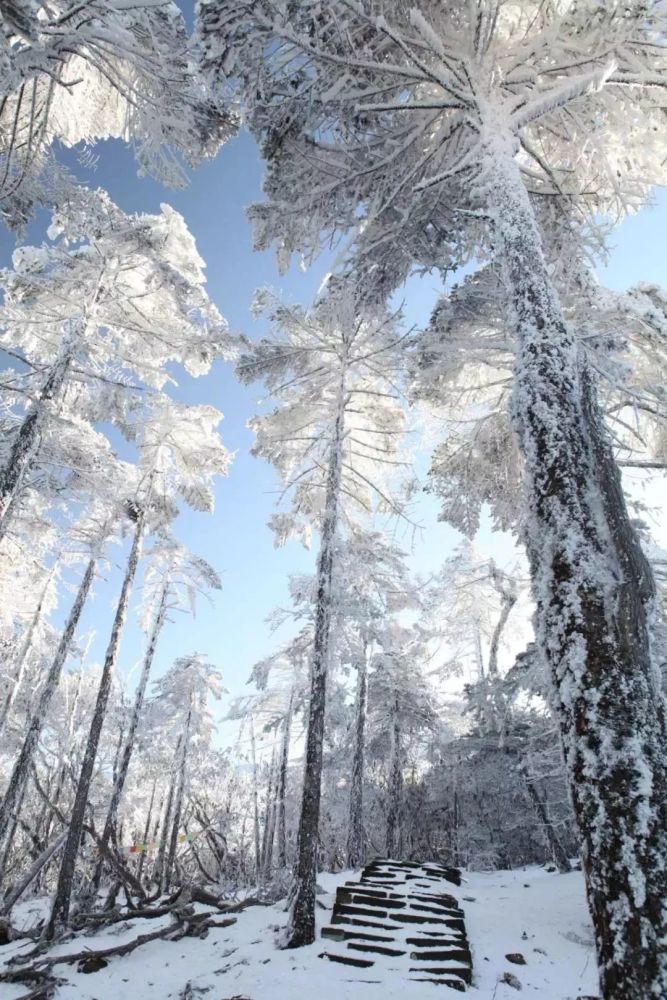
[{"left": 1, "top": 41, "right": 666, "bottom": 750}]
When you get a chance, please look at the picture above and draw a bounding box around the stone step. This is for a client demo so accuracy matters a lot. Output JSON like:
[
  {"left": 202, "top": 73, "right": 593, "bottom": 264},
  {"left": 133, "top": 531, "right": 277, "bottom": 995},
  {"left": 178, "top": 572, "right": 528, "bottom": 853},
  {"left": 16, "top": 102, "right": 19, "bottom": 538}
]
[
  {"left": 410, "top": 966, "right": 472, "bottom": 984},
  {"left": 321, "top": 926, "right": 396, "bottom": 944},
  {"left": 348, "top": 942, "right": 406, "bottom": 958},
  {"left": 335, "top": 903, "right": 390, "bottom": 920},
  {"left": 406, "top": 937, "right": 469, "bottom": 949},
  {"left": 410, "top": 949, "right": 472, "bottom": 965},
  {"left": 320, "top": 951, "right": 375, "bottom": 969},
  {"left": 369, "top": 861, "right": 420, "bottom": 870},
  {"left": 341, "top": 893, "right": 406, "bottom": 911},
  {"left": 342, "top": 884, "right": 403, "bottom": 900},
  {"left": 408, "top": 930, "right": 455, "bottom": 939},
  {"left": 363, "top": 874, "right": 402, "bottom": 882},
  {"left": 361, "top": 875, "right": 402, "bottom": 883},
  {"left": 362, "top": 880, "right": 403, "bottom": 889},
  {"left": 422, "top": 867, "right": 462, "bottom": 886},
  {"left": 409, "top": 976, "right": 466, "bottom": 991},
  {"left": 330, "top": 913, "right": 401, "bottom": 931},
  {"left": 391, "top": 913, "right": 466, "bottom": 931},
  {"left": 411, "top": 893, "right": 461, "bottom": 909},
  {"left": 408, "top": 902, "right": 464, "bottom": 918}
]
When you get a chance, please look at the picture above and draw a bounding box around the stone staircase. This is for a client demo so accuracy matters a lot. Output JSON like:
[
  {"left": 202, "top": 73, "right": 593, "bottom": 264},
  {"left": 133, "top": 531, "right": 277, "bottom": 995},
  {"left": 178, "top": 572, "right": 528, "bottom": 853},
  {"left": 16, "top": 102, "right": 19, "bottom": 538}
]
[{"left": 320, "top": 859, "right": 473, "bottom": 991}]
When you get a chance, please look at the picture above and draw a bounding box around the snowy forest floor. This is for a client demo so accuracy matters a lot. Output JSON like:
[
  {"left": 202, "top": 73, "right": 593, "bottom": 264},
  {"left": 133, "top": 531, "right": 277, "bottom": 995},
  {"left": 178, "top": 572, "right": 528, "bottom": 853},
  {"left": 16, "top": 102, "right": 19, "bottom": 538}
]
[{"left": 2, "top": 866, "right": 600, "bottom": 1000}]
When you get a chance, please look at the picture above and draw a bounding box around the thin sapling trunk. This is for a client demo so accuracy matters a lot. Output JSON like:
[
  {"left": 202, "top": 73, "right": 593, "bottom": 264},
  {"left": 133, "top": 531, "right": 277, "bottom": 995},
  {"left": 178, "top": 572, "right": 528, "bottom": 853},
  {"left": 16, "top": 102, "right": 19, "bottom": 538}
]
[
  {"left": 0, "top": 555, "right": 97, "bottom": 848},
  {"left": 347, "top": 642, "right": 368, "bottom": 869},
  {"left": 47, "top": 509, "right": 146, "bottom": 937}
]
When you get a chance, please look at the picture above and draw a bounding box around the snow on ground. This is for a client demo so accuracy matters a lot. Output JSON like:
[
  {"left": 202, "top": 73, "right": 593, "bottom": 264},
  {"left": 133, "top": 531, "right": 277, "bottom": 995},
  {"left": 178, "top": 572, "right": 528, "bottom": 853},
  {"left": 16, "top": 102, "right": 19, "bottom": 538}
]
[{"left": 1, "top": 866, "right": 599, "bottom": 999}]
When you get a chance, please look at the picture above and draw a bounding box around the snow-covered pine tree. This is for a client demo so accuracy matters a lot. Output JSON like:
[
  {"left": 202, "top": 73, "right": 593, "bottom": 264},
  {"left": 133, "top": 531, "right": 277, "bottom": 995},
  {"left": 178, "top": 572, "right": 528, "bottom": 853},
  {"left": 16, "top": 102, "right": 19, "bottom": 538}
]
[
  {"left": 368, "top": 622, "right": 438, "bottom": 859},
  {"left": 238, "top": 281, "right": 409, "bottom": 945},
  {"left": 0, "top": 1, "right": 237, "bottom": 229},
  {"left": 0, "top": 551, "right": 57, "bottom": 735},
  {"left": 46, "top": 478, "right": 153, "bottom": 936},
  {"left": 413, "top": 261, "right": 667, "bottom": 537},
  {"left": 0, "top": 188, "right": 233, "bottom": 540},
  {"left": 0, "top": 490, "right": 129, "bottom": 855},
  {"left": 201, "top": 4, "right": 667, "bottom": 988},
  {"left": 47, "top": 393, "right": 230, "bottom": 932},
  {"left": 330, "top": 527, "right": 419, "bottom": 869},
  {"left": 149, "top": 653, "right": 224, "bottom": 892},
  {"left": 96, "top": 536, "right": 222, "bottom": 867},
  {"left": 234, "top": 627, "right": 318, "bottom": 879}
]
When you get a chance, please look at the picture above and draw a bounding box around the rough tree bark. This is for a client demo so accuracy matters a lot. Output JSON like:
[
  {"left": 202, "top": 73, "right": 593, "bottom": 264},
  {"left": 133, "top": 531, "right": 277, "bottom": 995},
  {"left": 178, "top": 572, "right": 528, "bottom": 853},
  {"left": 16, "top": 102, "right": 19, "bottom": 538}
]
[
  {"left": 260, "top": 739, "right": 278, "bottom": 881},
  {"left": 249, "top": 715, "right": 261, "bottom": 885},
  {"left": 346, "top": 642, "right": 368, "bottom": 869},
  {"left": 487, "top": 587, "right": 516, "bottom": 680},
  {"left": 518, "top": 758, "right": 571, "bottom": 875},
  {"left": 0, "top": 556, "right": 97, "bottom": 848},
  {"left": 0, "top": 341, "right": 74, "bottom": 541},
  {"left": 1, "top": 831, "right": 67, "bottom": 915},
  {"left": 163, "top": 706, "right": 191, "bottom": 892},
  {"left": 154, "top": 757, "right": 179, "bottom": 892},
  {"left": 486, "top": 578, "right": 517, "bottom": 740},
  {"left": 136, "top": 780, "right": 157, "bottom": 885},
  {"left": 47, "top": 509, "right": 146, "bottom": 937},
  {"left": 0, "top": 565, "right": 55, "bottom": 732},
  {"left": 98, "top": 580, "right": 169, "bottom": 858},
  {"left": 0, "top": 264, "right": 106, "bottom": 541},
  {"left": 284, "top": 381, "right": 345, "bottom": 948},
  {"left": 276, "top": 693, "right": 293, "bottom": 869},
  {"left": 483, "top": 124, "right": 667, "bottom": 999},
  {"left": 385, "top": 690, "right": 402, "bottom": 859}
]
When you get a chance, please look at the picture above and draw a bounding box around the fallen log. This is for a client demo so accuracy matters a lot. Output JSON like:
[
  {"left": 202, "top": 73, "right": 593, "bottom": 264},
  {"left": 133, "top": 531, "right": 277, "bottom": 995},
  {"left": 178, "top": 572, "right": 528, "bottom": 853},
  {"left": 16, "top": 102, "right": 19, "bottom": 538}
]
[
  {"left": 1, "top": 833, "right": 67, "bottom": 916},
  {"left": 0, "top": 912, "right": 238, "bottom": 992},
  {"left": 15, "top": 979, "right": 63, "bottom": 1000},
  {"left": 68, "top": 887, "right": 261, "bottom": 932}
]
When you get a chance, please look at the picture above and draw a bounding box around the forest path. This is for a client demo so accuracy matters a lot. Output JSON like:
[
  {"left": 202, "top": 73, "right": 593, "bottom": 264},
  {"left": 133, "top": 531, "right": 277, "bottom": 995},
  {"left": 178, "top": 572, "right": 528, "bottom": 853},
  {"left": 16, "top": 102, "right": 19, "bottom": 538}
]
[{"left": 320, "top": 859, "right": 473, "bottom": 991}]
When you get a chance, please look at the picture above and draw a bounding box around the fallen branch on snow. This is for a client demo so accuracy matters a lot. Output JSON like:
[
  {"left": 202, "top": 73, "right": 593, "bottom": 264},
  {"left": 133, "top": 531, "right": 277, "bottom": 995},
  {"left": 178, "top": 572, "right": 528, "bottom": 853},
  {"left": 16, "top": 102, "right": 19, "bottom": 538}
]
[{"left": 1, "top": 909, "right": 239, "bottom": 996}]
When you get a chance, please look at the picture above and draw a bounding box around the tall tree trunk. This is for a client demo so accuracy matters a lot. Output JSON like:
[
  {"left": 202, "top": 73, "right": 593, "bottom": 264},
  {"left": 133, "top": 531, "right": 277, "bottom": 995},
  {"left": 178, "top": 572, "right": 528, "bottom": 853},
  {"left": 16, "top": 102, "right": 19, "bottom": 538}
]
[
  {"left": 0, "top": 267, "right": 105, "bottom": 542},
  {"left": 0, "top": 344, "right": 73, "bottom": 540},
  {"left": 285, "top": 386, "right": 345, "bottom": 948},
  {"left": 0, "top": 565, "right": 54, "bottom": 732},
  {"left": 41, "top": 665, "right": 85, "bottom": 853},
  {"left": 451, "top": 781, "right": 460, "bottom": 867},
  {"left": 0, "top": 778, "right": 29, "bottom": 889},
  {"left": 1, "top": 831, "right": 67, "bottom": 915},
  {"left": 487, "top": 590, "right": 516, "bottom": 680},
  {"left": 136, "top": 779, "right": 157, "bottom": 885},
  {"left": 276, "top": 693, "right": 293, "bottom": 869},
  {"left": 385, "top": 692, "right": 402, "bottom": 859},
  {"left": 154, "top": 768, "right": 178, "bottom": 892},
  {"left": 473, "top": 623, "right": 485, "bottom": 680},
  {"left": 486, "top": 584, "right": 517, "bottom": 739},
  {"left": 98, "top": 580, "right": 169, "bottom": 856},
  {"left": 346, "top": 643, "right": 368, "bottom": 869},
  {"left": 518, "top": 758, "right": 571, "bottom": 874},
  {"left": 261, "top": 739, "right": 279, "bottom": 882},
  {"left": 484, "top": 138, "right": 667, "bottom": 1000},
  {"left": 164, "top": 707, "right": 191, "bottom": 892},
  {"left": 47, "top": 512, "right": 146, "bottom": 937},
  {"left": 0, "top": 556, "right": 97, "bottom": 848},
  {"left": 249, "top": 716, "right": 261, "bottom": 884}
]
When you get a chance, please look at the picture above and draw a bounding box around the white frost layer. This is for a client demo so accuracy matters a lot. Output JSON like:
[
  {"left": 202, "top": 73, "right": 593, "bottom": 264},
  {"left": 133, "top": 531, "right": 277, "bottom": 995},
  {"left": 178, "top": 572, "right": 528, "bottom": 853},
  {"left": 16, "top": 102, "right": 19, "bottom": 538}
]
[{"left": 3, "top": 866, "right": 599, "bottom": 999}]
